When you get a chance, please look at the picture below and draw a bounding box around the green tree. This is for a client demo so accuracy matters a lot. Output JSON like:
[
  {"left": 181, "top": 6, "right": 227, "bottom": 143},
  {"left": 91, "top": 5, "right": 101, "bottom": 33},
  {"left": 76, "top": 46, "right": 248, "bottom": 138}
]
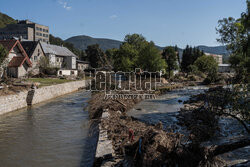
[
  {"left": 85, "top": 44, "right": 108, "bottom": 68},
  {"left": 113, "top": 34, "right": 147, "bottom": 71},
  {"left": 216, "top": 1, "right": 250, "bottom": 83},
  {"left": 0, "top": 44, "right": 8, "bottom": 79},
  {"left": 113, "top": 34, "right": 166, "bottom": 72},
  {"left": 194, "top": 55, "right": 218, "bottom": 83},
  {"left": 79, "top": 50, "right": 87, "bottom": 61},
  {"left": 0, "top": 44, "right": 7, "bottom": 65},
  {"left": 39, "top": 56, "right": 50, "bottom": 69},
  {"left": 213, "top": 1, "right": 250, "bottom": 132},
  {"left": 137, "top": 42, "right": 166, "bottom": 72},
  {"left": 181, "top": 46, "right": 204, "bottom": 73},
  {"left": 113, "top": 43, "right": 138, "bottom": 71},
  {"left": 105, "top": 48, "right": 118, "bottom": 66},
  {"left": 124, "top": 34, "right": 147, "bottom": 50},
  {"left": 194, "top": 55, "right": 218, "bottom": 74},
  {"left": 162, "top": 46, "right": 178, "bottom": 78}
]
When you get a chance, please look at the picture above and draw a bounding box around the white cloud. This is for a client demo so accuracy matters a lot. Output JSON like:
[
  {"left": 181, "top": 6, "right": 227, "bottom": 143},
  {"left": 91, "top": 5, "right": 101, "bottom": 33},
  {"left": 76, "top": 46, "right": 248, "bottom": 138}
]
[
  {"left": 58, "top": 0, "right": 72, "bottom": 11},
  {"left": 109, "top": 14, "right": 118, "bottom": 20}
]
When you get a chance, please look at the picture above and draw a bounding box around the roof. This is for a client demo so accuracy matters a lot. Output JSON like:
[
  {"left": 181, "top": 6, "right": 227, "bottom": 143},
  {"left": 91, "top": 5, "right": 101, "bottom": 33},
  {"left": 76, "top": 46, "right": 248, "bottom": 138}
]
[
  {"left": 205, "top": 52, "right": 223, "bottom": 57},
  {"left": 0, "top": 39, "right": 32, "bottom": 67},
  {"left": 40, "top": 42, "right": 76, "bottom": 57},
  {"left": 8, "top": 56, "right": 27, "bottom": 67},
  {"left": 21, "top": 41, "right": 39, "bottom": 58},
  {"left": 76, "top": 60, "right": 90, "bottom": 64},
  {"left": 219, "top": 64, "right": 231, "bottom": 67},
  {"left": 0, "top": 40, "right": 18, "bottom": 52}
]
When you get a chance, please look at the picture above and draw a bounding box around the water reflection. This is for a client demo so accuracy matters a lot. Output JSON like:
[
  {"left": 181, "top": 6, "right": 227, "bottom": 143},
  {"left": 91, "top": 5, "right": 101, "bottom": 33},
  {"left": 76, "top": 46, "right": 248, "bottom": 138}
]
[{"left": 0, "top": 91, "right": 97, "bottom": 167}]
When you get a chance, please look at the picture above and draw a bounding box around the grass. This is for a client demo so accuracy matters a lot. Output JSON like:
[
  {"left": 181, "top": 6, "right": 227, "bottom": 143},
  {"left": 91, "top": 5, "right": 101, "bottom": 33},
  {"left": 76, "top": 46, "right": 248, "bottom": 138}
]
[{"left": 25, "top": 78, "right": 74, "bottom": 87}]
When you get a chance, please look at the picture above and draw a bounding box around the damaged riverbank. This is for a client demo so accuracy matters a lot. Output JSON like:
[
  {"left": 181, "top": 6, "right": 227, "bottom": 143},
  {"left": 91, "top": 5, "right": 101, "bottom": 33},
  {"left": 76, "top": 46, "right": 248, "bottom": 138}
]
[{"left": 89, "top": 82, "right": 249, "bottom": 167}]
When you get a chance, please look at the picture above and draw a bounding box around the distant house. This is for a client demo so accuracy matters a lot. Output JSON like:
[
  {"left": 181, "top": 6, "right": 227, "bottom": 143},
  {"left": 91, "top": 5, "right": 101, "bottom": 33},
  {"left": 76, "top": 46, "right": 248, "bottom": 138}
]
[
  {"left": 57, "top": 69, "right": 78, "bottom": 77},
  {"left": 0, "top": 40, "right": 32, "bottom": 78},
  {"left": 218, "top": 64, "right": 233, "bottom": 73},
  {"left": 76, "top": 60, "right": 90, "bottom": 71},
  {"left": 40, "top": 42, "right": 76, "bottom": 70},
  {"left": 21, "top": 41, "right": 45, "bottom": 74},
  {"left": 205, "top": 53, "right": 223, "bottom": 64}
]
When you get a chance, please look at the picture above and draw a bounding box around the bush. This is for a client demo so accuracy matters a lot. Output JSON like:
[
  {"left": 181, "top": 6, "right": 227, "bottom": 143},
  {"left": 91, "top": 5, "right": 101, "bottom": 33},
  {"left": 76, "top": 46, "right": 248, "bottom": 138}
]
[
  {"left": 188, "top": 75, "right": 197, "bottom": 81},
  {"left": 203, "top": 73, "right": 219, "bottom": 85},
  {"left": 44, "top": 67, "right": 59, "bottom": 75}
]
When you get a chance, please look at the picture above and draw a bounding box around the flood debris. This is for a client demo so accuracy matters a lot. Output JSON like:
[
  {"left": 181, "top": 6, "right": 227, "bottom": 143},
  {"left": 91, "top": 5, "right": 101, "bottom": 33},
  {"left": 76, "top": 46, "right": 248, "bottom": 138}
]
[{"left": 89, "top": 81, "right": 249, "bottom": 167}]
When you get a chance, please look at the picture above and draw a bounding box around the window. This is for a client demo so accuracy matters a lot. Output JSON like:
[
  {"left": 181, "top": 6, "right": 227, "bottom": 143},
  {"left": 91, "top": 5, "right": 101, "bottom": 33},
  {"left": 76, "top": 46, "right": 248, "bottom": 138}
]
[
  {"left": 71, "top": 71, "right": 75, "bottom": 75},
  {"left": 59, "top": 71, "right": 62, "bottom": 75},
  {"left": 57, "top": 58, "right": 60, "bottom": 62},
  {"left": 34, "top": 56, "right": 38, "bottom": 62}
]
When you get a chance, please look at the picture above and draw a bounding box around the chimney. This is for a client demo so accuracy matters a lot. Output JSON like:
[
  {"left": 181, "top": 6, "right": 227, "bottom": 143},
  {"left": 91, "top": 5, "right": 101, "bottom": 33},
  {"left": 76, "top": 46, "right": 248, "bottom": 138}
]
[{"left": 19, "top": 36, "right": 23, "bottom": 41}]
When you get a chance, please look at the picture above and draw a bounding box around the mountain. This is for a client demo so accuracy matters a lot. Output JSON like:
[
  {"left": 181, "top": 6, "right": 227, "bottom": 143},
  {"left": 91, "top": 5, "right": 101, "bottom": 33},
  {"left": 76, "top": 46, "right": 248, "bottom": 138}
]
[
  {"left": 197, "top": 45, "right": 230, "bottom": 56},
  {"left": 66, "top": 36, "right": 229, "bottom": 56},
  {"left": 197, "top": 45, "right": 230, "bottom": 63},
  {"left": 0, "top": 12, "right": 17, "bottom": 28},
  {"left": 65, "top": 35, "right": 122, "bottom": 51}
]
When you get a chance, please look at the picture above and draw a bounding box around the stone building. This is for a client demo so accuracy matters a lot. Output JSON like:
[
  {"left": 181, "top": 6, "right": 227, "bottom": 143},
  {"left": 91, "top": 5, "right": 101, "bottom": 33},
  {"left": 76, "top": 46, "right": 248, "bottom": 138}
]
[
  {"left": 0, "top": 40, "right": 32, "bottom": 78},
  {"left": 40, "top": 42, "right": 76, "bottom": 70},
  {"left": 76, "top": 60, "right": 90, "bottom": 71},
  {"left": 21, "top": 41, "right": 46, "bottom": 74},
  {"left": 0, "top": 20, "right": 49, "bottom": 42}
]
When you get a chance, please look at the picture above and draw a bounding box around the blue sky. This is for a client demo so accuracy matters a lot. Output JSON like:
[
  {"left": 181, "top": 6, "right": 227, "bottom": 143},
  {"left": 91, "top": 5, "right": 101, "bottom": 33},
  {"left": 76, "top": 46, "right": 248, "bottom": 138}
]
[{"left": 0, "top": 0, "right": 246, "bottom": 48}]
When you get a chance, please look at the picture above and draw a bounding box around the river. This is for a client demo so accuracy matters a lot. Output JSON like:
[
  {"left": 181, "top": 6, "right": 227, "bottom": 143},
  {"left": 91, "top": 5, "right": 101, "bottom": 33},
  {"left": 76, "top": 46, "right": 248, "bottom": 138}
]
[
  {"left": 0, "top": 91, "right": 97, "bottom": 167},
  {"left": 0, "top": 87, "right": 248, "bottom": 167},
  {"left": 128, "top": 86, "right": 249, "bottom": 166}
]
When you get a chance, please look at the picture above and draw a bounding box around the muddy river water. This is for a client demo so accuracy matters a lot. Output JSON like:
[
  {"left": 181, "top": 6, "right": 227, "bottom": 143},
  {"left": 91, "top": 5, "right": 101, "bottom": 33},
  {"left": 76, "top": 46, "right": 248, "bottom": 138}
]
[
  {"left": 0, "top": 91, "right": 97, "bottom": 167},
  {"left": 0, "top": 87, "right": 248, "bottom": 166}
]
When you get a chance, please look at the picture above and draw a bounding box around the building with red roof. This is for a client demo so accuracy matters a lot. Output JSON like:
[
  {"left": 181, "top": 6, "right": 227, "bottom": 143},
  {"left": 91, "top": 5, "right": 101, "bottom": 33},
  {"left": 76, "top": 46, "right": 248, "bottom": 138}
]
[{"left": 0, "top": 39, "right": 32, "bottom": 78}]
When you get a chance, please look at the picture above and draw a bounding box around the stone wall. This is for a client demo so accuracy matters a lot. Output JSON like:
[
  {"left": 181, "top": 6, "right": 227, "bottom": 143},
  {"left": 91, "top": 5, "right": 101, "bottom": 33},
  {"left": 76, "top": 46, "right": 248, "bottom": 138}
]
[
  {"left": 94, "top": 111, "right": 115, "bottom": 166},
  {"left": 0, "top": 80, "right": 89, "bottom": 115}
]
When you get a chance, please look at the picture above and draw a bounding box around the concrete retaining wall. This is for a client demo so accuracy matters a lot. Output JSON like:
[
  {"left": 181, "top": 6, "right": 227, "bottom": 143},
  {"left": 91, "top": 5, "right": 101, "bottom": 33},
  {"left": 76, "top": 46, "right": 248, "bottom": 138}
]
[
  {"left": 0, "top": 80, "right": 90, "bottom": 115},
  {"left": 94, "top": 111, "right": 116, "bottom": 167}
]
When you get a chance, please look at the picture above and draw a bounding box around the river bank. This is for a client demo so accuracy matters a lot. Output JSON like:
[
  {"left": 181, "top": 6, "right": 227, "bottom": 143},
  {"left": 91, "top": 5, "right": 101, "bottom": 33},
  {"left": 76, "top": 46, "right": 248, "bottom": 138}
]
[
  {"left": 89, "top": 82, "right": 202, "bottom": 166},
  {"left": 89, "top": 82, "right": 249, "bottom": 167},
  {"left": 0, "top": 79, "right": 90, "bottom": 115}
]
